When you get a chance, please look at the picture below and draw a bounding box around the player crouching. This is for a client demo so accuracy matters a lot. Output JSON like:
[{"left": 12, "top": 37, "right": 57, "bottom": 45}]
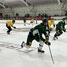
[
  {"left": 6, "top": 20, "right": 16, "bottom": 34},
  {"left": 53, "top": 18, "right": 66, "bottom": 40},
  {"left": 21, "top": 18, "right": 51, "bottom": 53}
]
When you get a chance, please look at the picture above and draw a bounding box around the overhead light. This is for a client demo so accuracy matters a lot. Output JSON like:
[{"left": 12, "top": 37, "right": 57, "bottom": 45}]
[
  {"left": 57, "top": 0, "right": 63, "bottom": 5},
  {"left": 20, "top": 0, "right": 29, "bottom": 6},
  {"left": 0, "top": 2, "right": 5, "bottom": 8}
]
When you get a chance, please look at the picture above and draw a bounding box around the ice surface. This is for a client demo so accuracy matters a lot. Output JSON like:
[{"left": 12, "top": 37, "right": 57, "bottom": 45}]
[{"left": 0, "top": 22, "right": 67, "bottom": 67}]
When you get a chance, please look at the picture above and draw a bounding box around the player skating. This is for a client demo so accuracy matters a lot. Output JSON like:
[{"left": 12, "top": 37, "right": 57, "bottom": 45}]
[
  {"left": 6, "top": 20, "right": 16, "bottom": 34},
  {"left": 53, "top": 18, "right": 66, "bottom": 40},
  {"left": 23, "top": 16, "right": 26, "bottom": 26},
  {"left": 21, "top": 18, "right": 51, "bottom": 53},
  {"left": 29, "top": 18, "right": 34, "bottom": 25}
]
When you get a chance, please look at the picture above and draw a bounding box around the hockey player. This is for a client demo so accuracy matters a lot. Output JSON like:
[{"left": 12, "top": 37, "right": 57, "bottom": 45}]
[
  {"left": 48, "top": 18, "right": 55, "bottom": 35},
  {"left": 29, "top": 18, "right": 34, "bottom": 25},
  {"left": 6, "top": 20, "right": 16, "bottom": 34},
  {"left": 42, "top": 17, "right": 49, "bottom": 36},
  {"left": 23, "top": 16, "right": 26, "bottom": 26},
  {"left": 21, "top": 18, "right": 51, "bottom": 53},
  {"left": 53, "top": 18, "right": 66, "bottom": 40}
]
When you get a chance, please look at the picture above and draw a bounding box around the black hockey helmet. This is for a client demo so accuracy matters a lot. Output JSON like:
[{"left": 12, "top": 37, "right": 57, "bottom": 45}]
[
  {"left": 12, "top": 20, "right": 15, "bottom": 23},
  {"left": 62, "top": 18, "right": 65, "bottom": 21},
  {"left": 42, "top": 18, "right": 48, "bottom": 23}
]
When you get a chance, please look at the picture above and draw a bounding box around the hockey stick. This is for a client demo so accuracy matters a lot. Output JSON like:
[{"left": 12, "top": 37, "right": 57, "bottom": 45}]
[
  {"left": 5, "top": 45, "right": 38, "bottom": 53},
  {"left": 48, "top": 46, "right": 55, "bottom": 64}
]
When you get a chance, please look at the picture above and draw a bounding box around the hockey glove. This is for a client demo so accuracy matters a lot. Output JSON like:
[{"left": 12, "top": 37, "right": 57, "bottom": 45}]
[
  {"left": 63, "top": 28, "right": 66, "bottom": 32},
  {"left": 45, "top": 40, "right": 51, "bottom": 46},
  {"left": 14, "top": 27, "right": 16, "bottom": 29},
  {"left": 45, "top": 35, "right": 49, "bottom": 40}
]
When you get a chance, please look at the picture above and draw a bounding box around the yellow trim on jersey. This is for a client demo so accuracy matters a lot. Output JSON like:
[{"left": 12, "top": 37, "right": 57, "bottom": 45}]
[
  {"left": 48, "top": 20, "right": 55, "bottom": 29},
  {"left": 6, "top": 20, "right": 14, "bottom": 27},
  {"left": 31, "top": 19, "right": 34, "bottom": 22}
]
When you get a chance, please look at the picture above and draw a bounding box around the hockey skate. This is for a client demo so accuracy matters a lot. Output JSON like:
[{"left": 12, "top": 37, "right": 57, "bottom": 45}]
[
  {"left": 53, "top": 36, "right": 58, "bottom": 40},
  {"left": 38, "top": 48, "right": 44, "bottom": 53},
  {"left": 21, "top": 41, "right": 25, "bottom": 48},
  {"left": 7, "top": 31, "right": 10, "bottom": 34}
]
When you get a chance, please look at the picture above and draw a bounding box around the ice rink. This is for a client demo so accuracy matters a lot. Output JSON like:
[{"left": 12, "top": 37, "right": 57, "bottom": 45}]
[{"left": 0, "top": 22, "right": 67, "bottom": 67}]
